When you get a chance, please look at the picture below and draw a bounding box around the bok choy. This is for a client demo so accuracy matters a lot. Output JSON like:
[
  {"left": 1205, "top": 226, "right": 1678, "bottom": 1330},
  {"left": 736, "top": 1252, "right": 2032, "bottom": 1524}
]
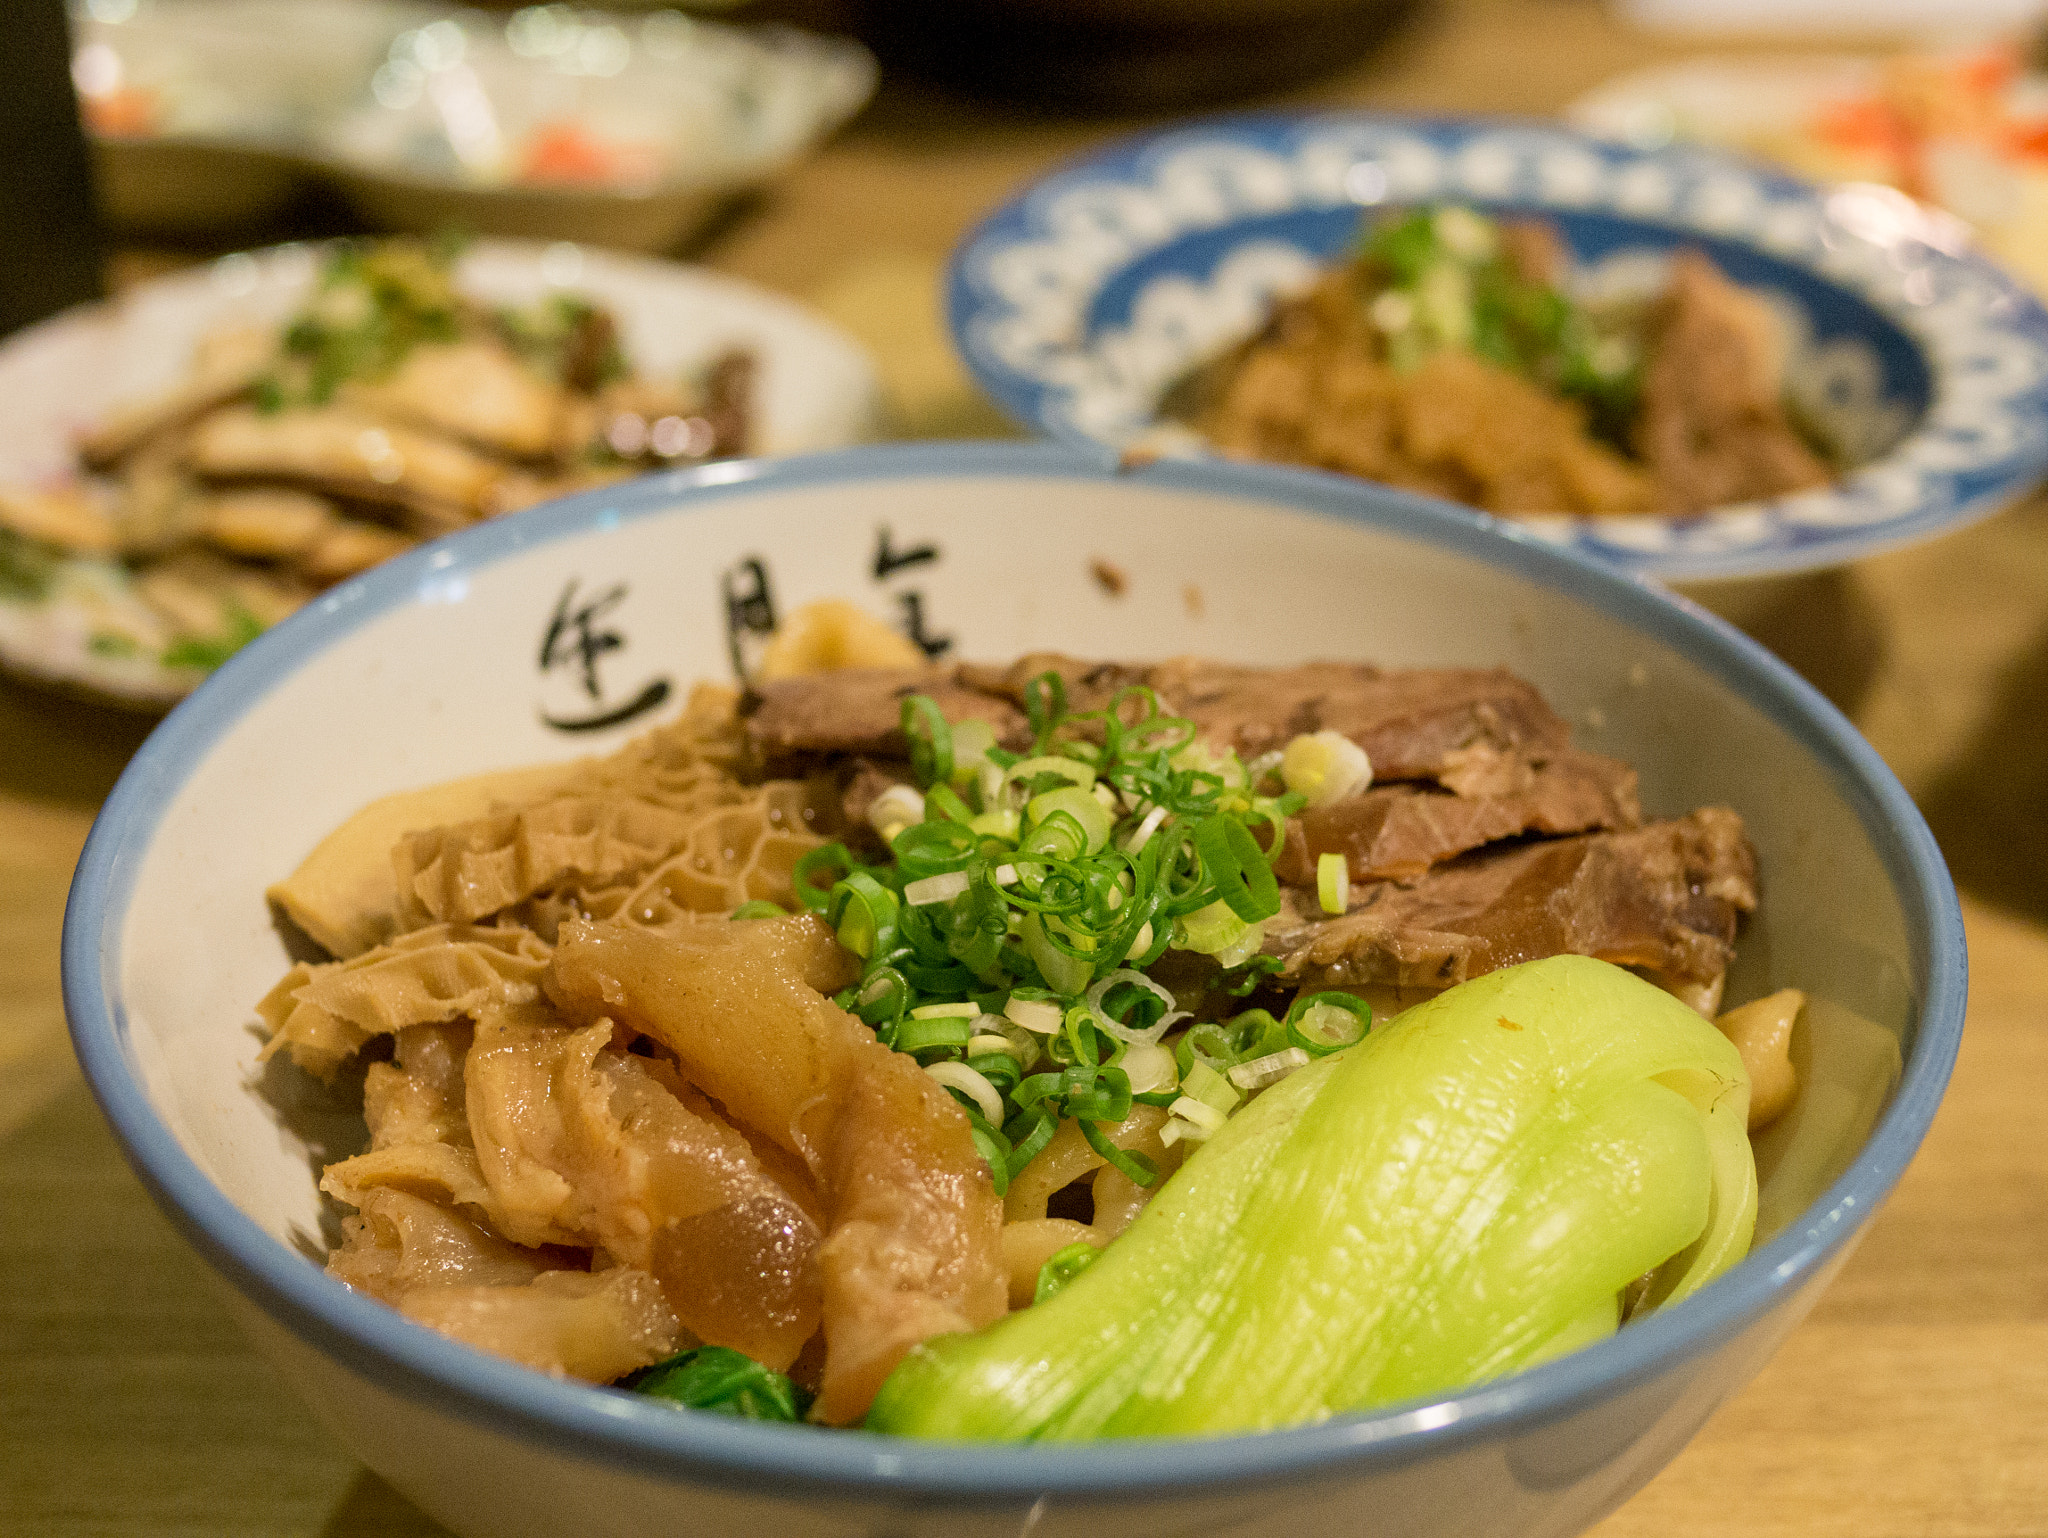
[{"left": 867, "top": 954, "right": 1756, "bottom": 1438}]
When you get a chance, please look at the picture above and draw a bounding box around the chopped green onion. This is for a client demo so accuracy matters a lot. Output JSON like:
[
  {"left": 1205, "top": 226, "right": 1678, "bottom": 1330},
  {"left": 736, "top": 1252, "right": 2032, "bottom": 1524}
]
[
  {"left": 850, "top": 967, "right": 911, "bottom": 1028},
  {"left": 896, "top": 1014, "right": 975, "bottom": 1054},
  {"left": 1280, "top": 730, "right": 1373, "bottom": 808},
  {"left": 1181, "top": 1059, "right": 1242, "bottom": 1116},
  {"left": 793, "top": 844, "right": 860, "bottom": 912},
  {"left": 927, "top": 1060, "right": 1006, "bottom": 1124},
  {"left": 1005, "top": 1105, "right": 1059, "bottom": 1176},
  {"left": 1286, "top": 991, "right": 1373, "bottom": 1056},
  {"left": 1033, "top": 1240, "right": 1101, "bottom": 1305},
  {"left": 1119, "top": 1041, "right": 1180, "bottom": 1094},
  {"left": 905, "top": 871, "right": 972, "bottom": 906},
  {"left": 911, "top": 1000, "right": 979, "bottom": 1019},
  {"left": 949, "top": 718, "right": 998, "bottom": 787},
  {"left": 968, "top": 1119, "right": 1011, "bottom": 1197},
  {"left": 903, "top": 695, "right": 954, "bottom": 788},
  {"left": 1026, "top": 786, "right": 1114, "bottom": 855},
  {"left": 1079, "top": 1116, "right": 1157, "bottom": 1187},
  {"left": 1009, "top": 755, "right": 1096, "bottom": 794},
  {"left": 867, "top": 784, "right": 927, "bottom": 839},
  {"left": 1317, "top": 851, "right": 1350, "bottom": 915},
  {"left": 1064, "top": 1064, "right": 1134, "bottom": 1125},
  {"left": 1022, "top": 913, "right": 1093, "bottom": 996},
  {"left": 1176, "top": 899, "right": 1249, "bottom": 957},
  {"left": 1195, "top": 813, "right": 1281, "bottom": 923},
  {"left": 830, "top": 872, "right": 899, "bottom": 960},
  {"left": 925, "top": 783, "right": 975, "bottom": 823},
  {"left": 1005, "top": 995, "right": 1064, "bottom": 1035},
  {"left": 1227, "top": 1046, "right": 1312, "bottom": 1092},
  {"left": 1210, "top": 921, "right": 1268, "bottom": 970},
  {"left": 1167, "top": 1095, "right": 1229, "bottom": 1135}
]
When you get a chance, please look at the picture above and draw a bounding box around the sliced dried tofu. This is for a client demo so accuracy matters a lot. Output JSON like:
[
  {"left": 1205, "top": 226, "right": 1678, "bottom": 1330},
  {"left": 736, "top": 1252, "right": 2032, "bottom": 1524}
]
[
  {"left": 485, "top": 464, "right": 634, "bottom": 518},
  {"left": 200, "top": 487, "right": 337, "bottom": 560},
  {"left": 79, "top": 323, "right": 274, "bottom": 469},
  {"left": 345, "top": 340, "right": 569, "bottom": 461},
  {"left": 133, "top": 551, "right": 241, "bottom": 636},
  {"left": 299, "top": 520, "right": 415, "bottom": 586},
  {"left": 268, "top": 761, "right": 583, "bottom": 957},
  {"left": 114, "top": 440, "right": 208, "bottom": 558},
  {"left": 0, "top": 484, "right": 118, "bottom": 557},
  {"left": 139, "top": 550, "right": 310, "bottom": 639},
  {"left": 187, "top": 405, "right": 505, "bottom": 528}
]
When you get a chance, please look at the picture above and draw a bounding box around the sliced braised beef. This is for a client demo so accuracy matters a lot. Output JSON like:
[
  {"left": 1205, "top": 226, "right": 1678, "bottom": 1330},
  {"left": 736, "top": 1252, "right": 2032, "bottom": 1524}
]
[
  {"left": 1267, "top": 807, "right": 1757, "bottom": 993},
  {"left": 959, "top": 655, "right": 1575, "bottom": 784},
  {"left": 1141, "top": 659, "right": 1572, "bottom": 778},
  {"left": 747, "top": 658, "right": 1756, "bottom": 1007},
  {"left": 955, "top": 654, "right": 1151, "bottom": 717},
  {"left": 745, "top": 668, "right": 1029, "bottom": 770},
  {"left": 1273, "top": 748, "right": 1642, "bottom": 885}
]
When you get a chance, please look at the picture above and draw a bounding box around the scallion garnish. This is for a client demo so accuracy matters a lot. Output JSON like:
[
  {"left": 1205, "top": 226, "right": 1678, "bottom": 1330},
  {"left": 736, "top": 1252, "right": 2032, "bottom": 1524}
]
[{"left": 796, "top": 669, "right": 1377, "bottom": 1247}]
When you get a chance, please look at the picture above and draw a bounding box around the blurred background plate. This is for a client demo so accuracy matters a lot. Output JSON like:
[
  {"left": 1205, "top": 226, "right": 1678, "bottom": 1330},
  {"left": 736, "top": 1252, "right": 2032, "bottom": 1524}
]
[
  {"left": 1569, "top": 48, "right": 2048, "bottom": 298},
  {"left": 0, "top": 238, "right": 884, "bottom": 709},
  {"left": 73, "top": 0, "right": 877, "bottom": 251},
  {"left": 947, "top": 111, "right": 2048, "bottom": 582}
]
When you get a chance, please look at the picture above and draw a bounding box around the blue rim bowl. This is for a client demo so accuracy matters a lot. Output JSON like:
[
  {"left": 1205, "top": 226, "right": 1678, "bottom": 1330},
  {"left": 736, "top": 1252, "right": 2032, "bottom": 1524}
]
[
  {"left": 63, "top": 441, "right": 1965, "bottom": 1530},
  {"left": 947, "top": 111, "right": 2048, "bottom": 582}
]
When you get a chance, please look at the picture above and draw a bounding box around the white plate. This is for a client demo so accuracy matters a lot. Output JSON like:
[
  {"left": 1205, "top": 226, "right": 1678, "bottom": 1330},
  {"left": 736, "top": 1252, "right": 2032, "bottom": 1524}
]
[{"left": 0, "top": 239, "right": 884, "bottom": 708}]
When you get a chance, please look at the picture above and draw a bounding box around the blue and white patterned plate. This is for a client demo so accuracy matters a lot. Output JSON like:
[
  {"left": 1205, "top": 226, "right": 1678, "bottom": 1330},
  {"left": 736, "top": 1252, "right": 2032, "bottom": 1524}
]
[{"left": 947, "top": 113, "right": 2048, "bottom": 581}]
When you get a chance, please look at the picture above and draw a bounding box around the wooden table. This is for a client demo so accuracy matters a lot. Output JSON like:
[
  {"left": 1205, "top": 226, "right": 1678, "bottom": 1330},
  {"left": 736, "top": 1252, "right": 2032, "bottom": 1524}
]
[{"left": 7, "top": 1, "right": 2047, "bottom": 1531}]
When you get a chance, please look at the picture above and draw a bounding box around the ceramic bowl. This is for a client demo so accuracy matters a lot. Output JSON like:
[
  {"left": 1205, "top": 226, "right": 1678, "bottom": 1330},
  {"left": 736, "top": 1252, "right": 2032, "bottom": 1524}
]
[
  {"left": 947, "top": 112, "right": 2048, "bottom": 580},
  {"left": 65, "top": 443, "right": 1964, "bottom": 1538}
]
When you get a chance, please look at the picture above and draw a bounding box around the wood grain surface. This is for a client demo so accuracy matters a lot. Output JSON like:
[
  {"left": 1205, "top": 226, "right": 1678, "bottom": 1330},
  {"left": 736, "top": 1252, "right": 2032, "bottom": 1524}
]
[{"left": 7, "top": 1, "right": 2046, "bottom": 1531}]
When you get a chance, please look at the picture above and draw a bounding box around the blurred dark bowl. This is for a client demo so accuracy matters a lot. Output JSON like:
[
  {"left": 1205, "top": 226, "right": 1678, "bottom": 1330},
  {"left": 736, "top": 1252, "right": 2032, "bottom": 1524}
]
[{"left": 850, "top": 0, "right": 1422, "bottom": 113}]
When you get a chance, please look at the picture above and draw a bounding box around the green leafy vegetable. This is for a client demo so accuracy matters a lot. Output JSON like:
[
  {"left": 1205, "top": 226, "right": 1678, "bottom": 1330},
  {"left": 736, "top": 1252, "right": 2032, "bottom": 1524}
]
[
  {"left": 1358, "top": 205, "right": 1642, "bottom": 442},
  {"left": 0, "top": 528, "right": 58, "bottom": 602},
  {"left": 160, "top": 604, "right": 264, "bottom": 672},
  {"left": 867, "top": 955, "right": 1756, "bottom": 1439},
  {"left": 624, "top": 1346, "right": 812, "bottom": 1422},
  {"left": 260, "top": 238, "right": 464, "bottom": 410}
]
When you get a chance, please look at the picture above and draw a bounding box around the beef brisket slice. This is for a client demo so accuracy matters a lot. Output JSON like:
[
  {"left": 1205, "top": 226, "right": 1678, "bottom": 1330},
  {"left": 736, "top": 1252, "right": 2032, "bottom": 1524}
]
[
  {"left": 1273, "top": 748, "right": 1642, "bottom": 885},
  {"left": 762, "top": 657, "right": 1575, "bottom": 787},
  {"left": 745, "top": 667, "right": 1030, "bottom": 768},
  {"left": 1141, "top": 659, "right": 1574, "bottom": 778},
  {"left": 1268, "top": 806, "right": 1757, "bottom": 991}
]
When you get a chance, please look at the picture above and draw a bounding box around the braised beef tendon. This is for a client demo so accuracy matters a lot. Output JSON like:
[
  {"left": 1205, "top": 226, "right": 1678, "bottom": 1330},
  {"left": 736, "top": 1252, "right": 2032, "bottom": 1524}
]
[{"left": 543, "top": 916, "right": 1007, "bottom": 1424}]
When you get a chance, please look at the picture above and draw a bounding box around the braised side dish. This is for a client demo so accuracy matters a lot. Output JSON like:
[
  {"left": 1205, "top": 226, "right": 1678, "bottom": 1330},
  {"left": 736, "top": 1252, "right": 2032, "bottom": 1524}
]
[
  {"left": 259, "top": 647, "right": 1802, "bottom": 1432},
  {"left": 1165, "top": 205, "right": 1833, "bottom": 518},
  {"left": 0, "top": 237, "right": 751, "bottom": 675}
]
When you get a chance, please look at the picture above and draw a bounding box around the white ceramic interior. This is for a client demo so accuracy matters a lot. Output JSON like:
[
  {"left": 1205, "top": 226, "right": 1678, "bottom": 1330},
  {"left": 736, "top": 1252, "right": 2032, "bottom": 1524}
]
[{"left": 65, "top": 444, "right": 1964, "bottom": 1538}]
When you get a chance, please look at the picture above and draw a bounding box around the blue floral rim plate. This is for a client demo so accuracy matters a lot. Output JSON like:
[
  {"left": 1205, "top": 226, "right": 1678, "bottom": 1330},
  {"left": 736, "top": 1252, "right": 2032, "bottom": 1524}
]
[{"left": 946, "top": 112, "right": 2048, "bottom": 581}]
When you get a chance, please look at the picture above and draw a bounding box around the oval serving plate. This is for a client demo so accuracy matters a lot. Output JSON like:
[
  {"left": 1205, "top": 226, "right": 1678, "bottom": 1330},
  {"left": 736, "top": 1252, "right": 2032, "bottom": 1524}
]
[
  {"left": 0, "top": 239, "right": 884, "bottom": 709},
  {"left": 946, "top": 112, "right": 2048, "bottom": 581}
]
